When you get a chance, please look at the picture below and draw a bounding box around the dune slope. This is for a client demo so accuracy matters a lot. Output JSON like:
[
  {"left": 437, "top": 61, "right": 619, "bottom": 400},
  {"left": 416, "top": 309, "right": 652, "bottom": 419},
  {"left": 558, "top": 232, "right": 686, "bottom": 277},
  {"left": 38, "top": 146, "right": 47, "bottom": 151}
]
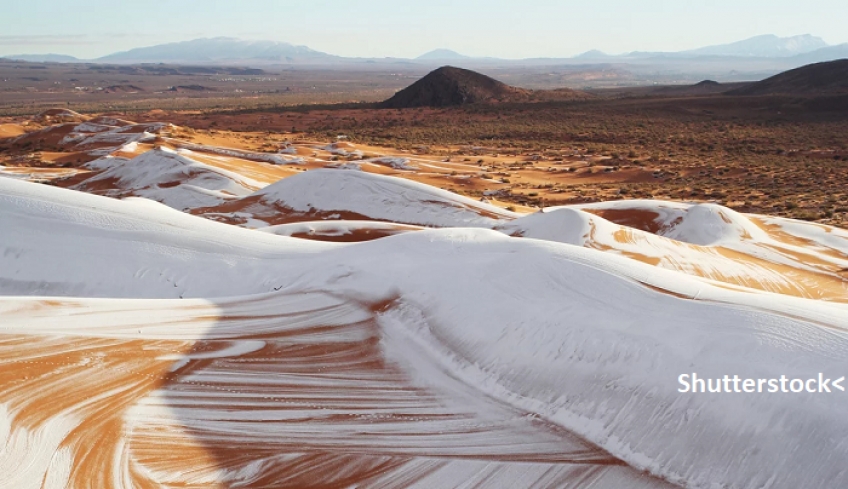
[{"left": 195, "top": 168, "right": 518, "bottom": 228}]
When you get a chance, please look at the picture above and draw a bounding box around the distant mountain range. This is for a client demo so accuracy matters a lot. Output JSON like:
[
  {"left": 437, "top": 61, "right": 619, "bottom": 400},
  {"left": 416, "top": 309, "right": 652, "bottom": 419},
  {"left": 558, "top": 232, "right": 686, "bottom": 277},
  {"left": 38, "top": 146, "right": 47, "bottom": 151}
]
[
  {"left": 5, "top": 53, "right": 81, "bottom": 63},
  {"left": 682, "top": 34, "right": 826, "bottom": 57},
  {"left": 4, "top": 35, "right": 847, "bottom": 77},
  {"left": 6, "top": 34, "right": 845, "bottom": 65},
  {"left": 7, "top": 37, "right": 339, "bottom": 65},
  {"left": 97, "top": 38, "right": 337, "bottom": 64},
  {"left": 575, "top": 34, "right": 837, "bottom": 60}
]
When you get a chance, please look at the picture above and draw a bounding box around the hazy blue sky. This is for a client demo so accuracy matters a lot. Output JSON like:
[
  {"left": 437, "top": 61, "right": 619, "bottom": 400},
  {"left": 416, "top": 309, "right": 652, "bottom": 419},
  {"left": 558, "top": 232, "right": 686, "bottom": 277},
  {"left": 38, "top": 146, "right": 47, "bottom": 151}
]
[{"left": 2, "top": 0, "right": 846, "bottom": 58}]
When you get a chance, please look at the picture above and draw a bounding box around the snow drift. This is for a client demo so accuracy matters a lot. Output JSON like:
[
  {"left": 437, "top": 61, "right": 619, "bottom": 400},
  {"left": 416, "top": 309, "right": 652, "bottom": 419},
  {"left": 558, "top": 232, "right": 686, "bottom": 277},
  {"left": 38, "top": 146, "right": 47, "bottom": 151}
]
[
  {"left": 74, "top": 147, "right": 264, "bottom": 211},
  {"left": 195, "top": 168, "right": 520, "bottom": 228}
]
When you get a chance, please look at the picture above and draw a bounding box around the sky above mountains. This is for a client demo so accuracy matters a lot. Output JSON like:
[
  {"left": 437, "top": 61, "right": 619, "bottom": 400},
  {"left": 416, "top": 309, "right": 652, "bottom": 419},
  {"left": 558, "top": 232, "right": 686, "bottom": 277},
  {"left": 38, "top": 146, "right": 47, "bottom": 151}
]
[{"left": 3, "top": 0, "right": 847, "bottom": 59}]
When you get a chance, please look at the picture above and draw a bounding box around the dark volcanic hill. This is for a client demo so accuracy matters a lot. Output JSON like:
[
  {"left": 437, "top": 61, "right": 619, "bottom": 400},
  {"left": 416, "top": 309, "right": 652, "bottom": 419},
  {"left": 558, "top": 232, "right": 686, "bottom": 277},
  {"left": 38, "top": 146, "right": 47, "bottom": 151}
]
[
  {"left": 727, "top": 59, "right": 848, "bottom": 96},
  {"left": 381, "top": 66, "right": 531, "bottom": 108}
]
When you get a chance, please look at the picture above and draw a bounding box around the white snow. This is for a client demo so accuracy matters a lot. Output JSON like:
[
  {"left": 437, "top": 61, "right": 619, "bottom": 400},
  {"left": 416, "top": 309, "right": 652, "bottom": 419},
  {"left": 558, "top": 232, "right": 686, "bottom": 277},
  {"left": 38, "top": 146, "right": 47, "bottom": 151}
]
[
  {"left": 172, "top": 142, "right": 306, "bottom": 165},
  {"left": 250, "top": 168, "right": 519, "bottom": 227},
  {"left": 325, "top": 162, "right": 362, "bottom": 171},
  {"left": 69, "top": 122, "right": 113, "bottom": 134},
  {"left": 0, "top": 178, "right": 329, "bottom": 298},
  {"left": 321, "top": 143, "right": 363, "bottom": 157},
  {"left": 76, "top": 147, "right": 265, "bottom": 211},
  {"left": 365, "top": 156, "right": 419, "bottom": 170}
]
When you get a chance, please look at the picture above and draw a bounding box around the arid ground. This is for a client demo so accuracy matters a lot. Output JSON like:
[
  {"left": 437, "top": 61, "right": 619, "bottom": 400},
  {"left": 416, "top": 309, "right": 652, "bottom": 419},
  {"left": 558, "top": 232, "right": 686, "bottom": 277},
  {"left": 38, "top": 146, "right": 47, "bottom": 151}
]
[{"left": 4, "top": 88, "right": 848, "bottom": 227}]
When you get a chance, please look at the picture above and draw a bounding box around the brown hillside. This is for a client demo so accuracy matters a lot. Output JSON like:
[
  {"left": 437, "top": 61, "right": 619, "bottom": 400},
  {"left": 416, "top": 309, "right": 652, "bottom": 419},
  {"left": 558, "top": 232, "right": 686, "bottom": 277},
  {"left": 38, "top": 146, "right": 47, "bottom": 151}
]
[
  {"left": 728, "top": 59, "right": 848, "bottom": 96},
  {"left": 381, "top": 66, "right": 532, "bottom": 108}
]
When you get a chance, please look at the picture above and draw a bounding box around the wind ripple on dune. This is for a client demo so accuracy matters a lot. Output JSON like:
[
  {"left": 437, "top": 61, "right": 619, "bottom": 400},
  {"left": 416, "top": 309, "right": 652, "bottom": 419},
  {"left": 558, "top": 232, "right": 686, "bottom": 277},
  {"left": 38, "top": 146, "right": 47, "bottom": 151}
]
[{"left": 0, "top": 294, "right": 672, "bottom": 489}]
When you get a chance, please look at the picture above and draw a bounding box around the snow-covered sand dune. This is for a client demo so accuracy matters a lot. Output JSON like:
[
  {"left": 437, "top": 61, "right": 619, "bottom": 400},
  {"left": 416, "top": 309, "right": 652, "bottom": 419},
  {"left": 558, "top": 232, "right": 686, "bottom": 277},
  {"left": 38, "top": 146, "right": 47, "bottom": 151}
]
[
  {"left": 10, "top": 117, "right": 167, "bottom": 158},
  {"left": 500, "top": 205, "right": 848, "bottom": 301},
  {"left": 73, "top": 147, "right": 265, "bottom": 211},
  {"left": 194, "top": 168, "right": 519, "bottom": 228},
  {"left": 2, "top": 176, "right": 848, "bottom": 488}
]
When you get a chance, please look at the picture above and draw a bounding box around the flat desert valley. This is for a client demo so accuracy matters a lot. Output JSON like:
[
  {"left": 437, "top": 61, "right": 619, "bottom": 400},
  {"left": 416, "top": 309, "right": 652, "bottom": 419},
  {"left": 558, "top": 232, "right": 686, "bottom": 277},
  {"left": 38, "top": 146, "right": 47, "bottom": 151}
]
[{"left": 1, "top": 60, "right": 848, "bottom": 489}]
